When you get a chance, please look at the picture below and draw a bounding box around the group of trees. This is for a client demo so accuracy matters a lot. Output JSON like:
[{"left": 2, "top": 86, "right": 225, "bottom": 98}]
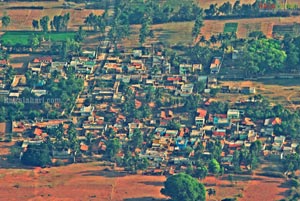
[
  {"left": 32, "top": 13, "right": 70, "bottom": 32},
  {"left": 204, "top": 0, "right": 299, "bottom": 19},
  {"left": 20, "top": 123, "right": 80, "bottom": 166},
  {"left": 0, "top": 67, "right": 84, "bottom": 121},
  {"left": 84, "top": 12, "right": 106, "bottom": 33},
  {"left": 241, "top": 38, "right": 287, "bottom": 76},
  {"left": 117, "top": 0, "right": 202, "bottom": 25}
]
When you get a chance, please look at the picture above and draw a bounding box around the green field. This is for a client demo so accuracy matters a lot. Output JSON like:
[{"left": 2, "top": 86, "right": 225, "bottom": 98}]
[
  {"left": 224, "top": 22, "right": 238, "bottom": 33},
  {"left": 0, "top": 31, "right": 76, "bottom": 46}
]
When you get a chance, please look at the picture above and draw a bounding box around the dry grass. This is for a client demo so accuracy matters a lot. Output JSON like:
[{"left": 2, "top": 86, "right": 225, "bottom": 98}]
[
  {"left": 1, "top": 8, "right": 104, "bottom": 31},
  {"left": 218, "top": 79, "right": 300, "bottom": 110},
  {"left": 120, "top": 15, "right": 300, "bottom": 47}
]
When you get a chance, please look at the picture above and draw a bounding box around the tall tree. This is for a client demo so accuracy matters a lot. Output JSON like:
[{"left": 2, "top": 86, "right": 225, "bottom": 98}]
[
  {"left": 40, "top": 16, "right": 50, "bottom": 32},
  {"left": 192, "top": 10, "right": 204, "bottom": 41},
  {"left": 105, "top": 138, "right": 121, "bottom": 160},
  {"left": 32, "top": 19, "right": 39, "bottom": 30}
]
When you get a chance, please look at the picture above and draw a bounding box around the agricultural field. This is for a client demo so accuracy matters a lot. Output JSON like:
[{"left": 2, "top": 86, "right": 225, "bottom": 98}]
[
  {"left": 0, "top": 6, "right": 103, "bottom": 31},
  {"left": 1, "top": 31, "right": 76, "bottom": 46},
  {"left": 224, "top": 22, "right": 238, "bottom": 33},
  {"left": 121, "top": 15, "right": 300, "bottom": 47}
]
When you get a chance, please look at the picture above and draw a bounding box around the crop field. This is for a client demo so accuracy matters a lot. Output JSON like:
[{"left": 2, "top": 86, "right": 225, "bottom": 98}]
[
  {"left": 121, "top": 15, "right": 300, "bottom": 47},
  {"left": 224, "top": 22, "right": 238, "bottom": 33},
  {"left": 0, "top": 31, "right": 76, "bottom": 46},
  {"left": 0, "top": 7, "right": 104, "bottom": 31}
]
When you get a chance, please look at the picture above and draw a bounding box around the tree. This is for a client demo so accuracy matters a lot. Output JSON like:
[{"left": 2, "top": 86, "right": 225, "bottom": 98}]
[
  {"left": 40, "top": 16, "right": 50, "bottom": 32},
  {"left": 208, "top": 159, "right": 221, "bottom": 175},
  {"left": 32, "top": 19, "right": 39, "bottom": 30},
  {"left": 205, "top": 4, "right": 218, "bottom": 17},
  {"left": 21, "top": 143, "right": 51, "bottom": 166},
  {"left": 1, "top": 14, "right": 10, "bottom": 28},
  {"left": 105, "top": 138, "right": 121, "bottom": 160},
  {"left": 130, "top": 128, "right": 143, "bottom": 150},
  {"left": 74, "top": 26, "right": 86, "bottom": 42},
  {"left": 161, "top": 173, "right": 206, "bottom": 201},
  {"left": 207, "top": 188, "right": 216, "bottom": 198},
  {"left": 28, "top": 34, "right": 40, "bottom": 48},
  {"left": 194, "top": 166, "right": 208, "bottom": 180},
  {"left": 192, "top": 10, "right": 204, "bottom": 40},
  {"left": 219, "top": 2, "right": 232, "bottom": 15}
]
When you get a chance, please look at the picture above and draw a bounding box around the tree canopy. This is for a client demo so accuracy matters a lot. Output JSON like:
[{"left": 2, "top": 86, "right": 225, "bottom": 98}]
[{"left": 161, "top": 173, "right": 206, "bottom": 201}]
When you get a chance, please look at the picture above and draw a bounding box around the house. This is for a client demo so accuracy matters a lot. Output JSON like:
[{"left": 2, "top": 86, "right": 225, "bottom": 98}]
[
  {"left": 210, "top": 57, "right": 222, "bottom": 74},
  {"left": 264, "top": 117, "right": 282, "bottom": 126},
  {"left": 82, "top": 50, "right": 97, "bottom": 59},
  {"left": 175, "top": 137, "right": 188, "bottom": 149},
  {"left": 212, "top": 129, "right": 226, "bottom": 138},
  {"left": 241, "top": 87, "right": 256, "bottom": 94},
  {"left": 161, "top": 110, "right": 174, "bottom": 120},
  {"left": 232, "top": 50, "right": 239, "bottom": 60},
  {"left": 31, "top": 89, "right": 47, "bottom": 97},
  {"left": 50, "top": 62, "right": 67, "bottom": 74},
  {"left": 195, "top": 108, "right": 207, "bottom": 128},
  {"left": 80, "top": 105, "right": 95, "bottom": 116},
  {"left": 28, "top": 62, "right": 42, "bottom": 75},
  {"left": 221, "top": 86, "right": 230, "bottom": 93},
  {"left": 227, "top": 109, "right": 240, "bottom": 120},
  {"left": 180, "top": 83, "right": 194, "bottom": 96},
  {"left": 33, "top": 56, "right": 53, "bottom": 64},
  {"left": 0, "top": 59, "right": 8, "bottom": 67}
]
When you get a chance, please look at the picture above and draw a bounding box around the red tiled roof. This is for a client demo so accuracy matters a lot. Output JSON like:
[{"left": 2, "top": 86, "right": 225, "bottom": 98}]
[
  {"left": 197, "top": 108, "right": 207, "bottom": 118},
  {"left": 34, "top": 128, "right": 43, "bottom": 136},
  {"left": 80, "top": 144, "right": 89, "bottom": 151},
  {"left": 213, "top": 131, "right": 226, "bottom": 137}
]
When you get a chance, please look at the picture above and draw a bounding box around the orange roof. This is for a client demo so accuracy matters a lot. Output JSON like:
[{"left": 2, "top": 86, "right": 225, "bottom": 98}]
[
  {"left": 161, "top": 111, "right": 166, "bottom": 119},
  {"left": 197, "top": 108, "right": 207, "bottom": 118},
  {"left": 80, "top": 144, "right": 89, "bottom": 151},
  {"left": 272, "top": 117, "right": 282, "bottom": 125},
  {"left": 135, "top": 99, "right": 142, "bottom": 109},
  {"left": 34, "top": 128, "right": 43, "bottom": 136},
  {"left": 212, "top": 58, "right": 220, "bottom": 65}
]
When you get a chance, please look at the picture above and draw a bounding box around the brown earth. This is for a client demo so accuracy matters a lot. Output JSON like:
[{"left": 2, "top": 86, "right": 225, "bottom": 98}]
[
  {"left": 0, "top": 162, "right": 167, "bottom": 201},
  {"left": 218, "top": 80, "right": 300, "bottom": 110}
]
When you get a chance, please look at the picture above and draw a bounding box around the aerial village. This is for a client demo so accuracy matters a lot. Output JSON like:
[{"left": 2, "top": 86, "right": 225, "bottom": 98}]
[{"left": 0, "top": 42, "right": 294, "bottom": 176}]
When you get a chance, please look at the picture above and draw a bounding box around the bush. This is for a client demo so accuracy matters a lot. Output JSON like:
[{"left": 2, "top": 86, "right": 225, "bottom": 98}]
[
  {"left": 290, "top": 178, "right": 300, "bottom": 188},
  {"left": 54, "top": 159, "right": 64, "bottom": 166}
]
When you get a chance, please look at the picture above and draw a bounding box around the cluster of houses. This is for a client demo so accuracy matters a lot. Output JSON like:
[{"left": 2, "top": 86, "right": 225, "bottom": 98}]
[{"left": 0, "top": 43, "right": 294, "bottom": 173}]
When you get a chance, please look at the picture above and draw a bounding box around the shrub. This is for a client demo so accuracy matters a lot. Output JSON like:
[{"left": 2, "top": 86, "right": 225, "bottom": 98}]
[
  {"left": 290, "top": 178, "right": 300, "bottom": 188},
  {"left": 54, "top": 159, "right": 64, "bottom": 167}
]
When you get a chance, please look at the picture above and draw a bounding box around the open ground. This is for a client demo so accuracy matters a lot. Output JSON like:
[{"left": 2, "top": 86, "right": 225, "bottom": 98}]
[
  {"left": 0, "top": 162, "right": 289, "bottom": 201},
  {"left": 217, "top": 79, "right": 300, "bottom": 110}
]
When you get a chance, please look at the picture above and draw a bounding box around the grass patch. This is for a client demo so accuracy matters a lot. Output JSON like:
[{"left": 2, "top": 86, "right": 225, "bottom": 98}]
[
  {"left": 224, "top": 22, "right": 238, "bottom": 33},
  {"left": 0, "top": 31, "right": 76, "bottom": 46}
]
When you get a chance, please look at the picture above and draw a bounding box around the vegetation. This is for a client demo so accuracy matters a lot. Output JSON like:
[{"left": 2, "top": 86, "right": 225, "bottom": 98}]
[
  {"left": 161, "top": 173, "right": 206, "bottom": 201},
  {"left": 0, "top": 31, "right": 76, "bottom": 46},
  {"left": 21, "top": 143, "right": 51, "bottom": 166},
  {"left": 224, "top": 22, "right": 238, "bottom": 33}
]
